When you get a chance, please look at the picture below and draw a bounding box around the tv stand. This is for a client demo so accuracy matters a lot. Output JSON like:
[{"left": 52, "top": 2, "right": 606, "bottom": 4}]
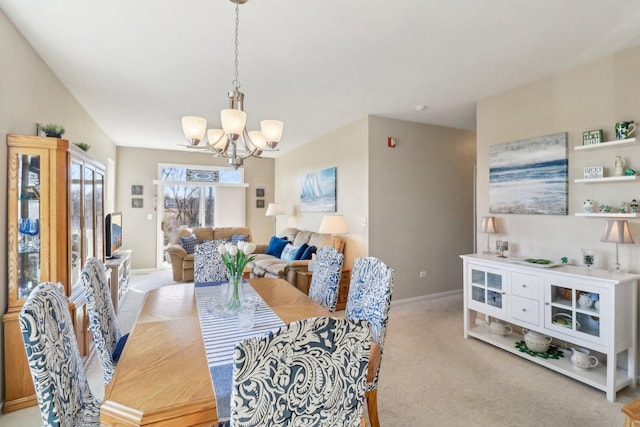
[{"left": 105, "top": 250, "right": 132, "bottom": 314}]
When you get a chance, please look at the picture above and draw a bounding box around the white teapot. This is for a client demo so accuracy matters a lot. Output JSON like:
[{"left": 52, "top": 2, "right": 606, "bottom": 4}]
[
  {"left": 577, "top": 293, "right": 593, "bottom": 309},
  {"left": 571, "top": 347, "right": 598, "bottom": 369},
  {"left": 487, "top": 319, "right": 512, "bottom": 336}
]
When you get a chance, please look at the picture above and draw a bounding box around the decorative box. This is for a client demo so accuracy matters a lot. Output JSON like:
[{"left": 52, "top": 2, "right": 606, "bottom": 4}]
[
  {"left": 583, "top": 166, "right": 604, "bottom": 179},
  {"left": 582, "top": 129, "right": 603, "bottom": 145}
]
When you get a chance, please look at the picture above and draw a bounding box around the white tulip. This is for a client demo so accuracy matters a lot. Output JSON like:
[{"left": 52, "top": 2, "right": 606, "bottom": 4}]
[
  {"left": 218, "top": 244, "right": 227, "bottom": 255},
  {"left": 244, "top": 243, "right": 256, "bottom": 255},
  {"left": 238, "top": 241, "right": 247, "bottom": 251},
  {"left": 228, "top": 245, "right": 238, "bottom": 256}
]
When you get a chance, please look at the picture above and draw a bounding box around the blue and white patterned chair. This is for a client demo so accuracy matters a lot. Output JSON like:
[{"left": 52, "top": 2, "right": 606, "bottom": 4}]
[
  {"left": 345, "top": 257, "right": 394, "bottom": 427},
  {"left": 308, "top": 246, "right": 344, "bottom": 312},
  {"left": 194, "top": 239, "right": 229, "bottom": 284},
  {"left": 81, "top": 257, "right": 127, "bottom": 384},
  {"left": 19, "top": 281, "right": 101, "bottom": 427},
  {"left": 231, "top": 316, "right": 371, "bottom": 427}
]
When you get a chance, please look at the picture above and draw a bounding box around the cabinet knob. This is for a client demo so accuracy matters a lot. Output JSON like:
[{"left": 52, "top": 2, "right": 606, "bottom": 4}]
[
  {"left": 522, "top": 308, "right": 527, "bottom": 312},
  {"left": 522, "top": 284, "right": 527, "bottom": 288},
  {"left": 545, "top": 302, "right": 550, "bottom": 306}
]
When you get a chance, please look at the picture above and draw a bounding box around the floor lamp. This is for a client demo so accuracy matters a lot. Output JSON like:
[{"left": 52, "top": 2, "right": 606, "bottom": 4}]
[
  {"left": 319, "top": 214, "right": 349, "bottom": 249},
  {"left": 600, "top": 219, "right": 634, "bottom": 275},
  {"left": 479, "top": 216, "right": 497, "bottom": 255},
  {"left": 265, "top": 203, "right": 285, "bottom": 236}
]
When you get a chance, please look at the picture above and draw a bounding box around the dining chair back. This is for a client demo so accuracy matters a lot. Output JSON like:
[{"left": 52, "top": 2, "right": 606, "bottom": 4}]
[
  {"left": 194, "top": 239, "right": 229, "bottom": 284},
  {"left": 81, "top": 257, "right": 125, "bottom": 384},
  {"left": 231, "top": 316, "right": 371, "bottom": 427},
  {"left": 345, "top": 256, "right": 394, "bottom": 427},
  {"left": 307, "top": 245, "right": 344, "bottom": 311},
  {"left": 19, "top": 281, "right": 101, "bottom": 426}
]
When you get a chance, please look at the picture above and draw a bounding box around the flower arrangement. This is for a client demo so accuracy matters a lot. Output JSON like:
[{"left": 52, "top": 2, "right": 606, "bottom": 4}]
[
  {"left": 218, "top": 241, "right": 256, "bottom": 311},
  {"left": 218, "top": 241, "right": 257, "bottom": 277}
]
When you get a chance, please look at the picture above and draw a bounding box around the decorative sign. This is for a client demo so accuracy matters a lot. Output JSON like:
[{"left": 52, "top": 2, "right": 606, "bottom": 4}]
[
  {"left": 582, "top": 129, "right": 603, "bottom": 145},
  {"left": 583, "top": 166, "right": 604, "bottom": 179}
]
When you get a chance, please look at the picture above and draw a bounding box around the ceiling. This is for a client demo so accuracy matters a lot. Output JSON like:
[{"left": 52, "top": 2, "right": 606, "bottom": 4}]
[{"left": 2, "top": 0, "right": 640, "bottom": 157}]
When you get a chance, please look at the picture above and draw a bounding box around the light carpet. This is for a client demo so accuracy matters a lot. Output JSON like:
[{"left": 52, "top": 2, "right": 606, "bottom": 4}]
[{"left": 2, "top": 269, "right": 639, "bottom": 426}]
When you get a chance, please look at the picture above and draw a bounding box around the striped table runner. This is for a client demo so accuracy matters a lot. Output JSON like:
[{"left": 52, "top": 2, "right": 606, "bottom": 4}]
[{"left": 194, "top": 280, "right": 284, "bottom": 424}]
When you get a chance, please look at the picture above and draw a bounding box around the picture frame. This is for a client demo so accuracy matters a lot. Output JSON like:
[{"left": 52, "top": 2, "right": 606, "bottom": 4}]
[
  {"left": 300, "top": 167, "right": 337, "bottom": 212},
  {"left": 131, "top": 185, "right": 143, "bottom": 195},
  {"left": 256, "top": 188, "right": 265, "bottom": 197},
  {"left": 132, "top": 198, "right": 144, "bottom": 208},
  {"left": 256, "top": 199, "right": 265, "bottom": 208}
]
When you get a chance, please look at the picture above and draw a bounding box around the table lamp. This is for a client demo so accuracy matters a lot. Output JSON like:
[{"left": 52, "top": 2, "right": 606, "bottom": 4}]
[
  {"left": 265, "top": 203, "right": 286, "bottom": 235},
  {"left": 319, "top": 214, "right": 349, "bottom": 249},
  {"left": 479, "top": 216, "right": 497, "bottom": 255},
  {"left": 600, "top": 219, "right": 634, "bottom": 275}
]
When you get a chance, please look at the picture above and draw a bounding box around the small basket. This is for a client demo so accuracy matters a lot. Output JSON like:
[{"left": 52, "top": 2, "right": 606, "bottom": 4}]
[{"left": 558, "top": 287, "right": 572, "bottom": 300}]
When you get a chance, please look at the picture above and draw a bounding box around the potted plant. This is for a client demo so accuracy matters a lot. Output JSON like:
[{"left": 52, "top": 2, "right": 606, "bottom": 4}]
[
  {"left": 74, "top": 142, "right": 91, "bottom": 152},
  {"left": 39, "top": 123, "right": 65, "bottom": 138}
]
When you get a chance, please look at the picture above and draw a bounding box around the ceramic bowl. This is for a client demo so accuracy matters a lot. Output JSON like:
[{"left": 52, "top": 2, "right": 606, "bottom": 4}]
[{"left": 523, "top": 329, "right": 552, "bottom": 353}]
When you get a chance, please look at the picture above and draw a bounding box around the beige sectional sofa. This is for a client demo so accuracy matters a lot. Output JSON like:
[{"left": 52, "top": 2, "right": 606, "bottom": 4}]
[
  {"left": 166, "top": 226, "right": 253, "bottom": 281},
  {"left": 247, "top": 227, "right": 345, "bottom": 287}
]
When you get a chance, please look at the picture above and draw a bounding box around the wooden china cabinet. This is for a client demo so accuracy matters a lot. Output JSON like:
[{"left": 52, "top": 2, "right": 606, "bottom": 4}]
[{"left": 3, "top": 134, "right": 105, "bottom": 413}]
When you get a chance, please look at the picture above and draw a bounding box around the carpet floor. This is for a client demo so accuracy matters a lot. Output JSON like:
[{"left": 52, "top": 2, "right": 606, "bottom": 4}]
[{"left": 2, "top": 269, "right": 639, "bottom": 426}]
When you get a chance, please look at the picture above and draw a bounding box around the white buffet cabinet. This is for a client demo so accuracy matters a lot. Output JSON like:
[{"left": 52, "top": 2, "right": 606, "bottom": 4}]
[{"left": 461, "top": 253, "right": 639, "bottom": 401}]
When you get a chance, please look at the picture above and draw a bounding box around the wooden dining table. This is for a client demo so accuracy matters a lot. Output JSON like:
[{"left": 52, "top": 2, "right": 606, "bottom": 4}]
[{"left": 99, "top": 277, "right": 332, "bottom": 426}]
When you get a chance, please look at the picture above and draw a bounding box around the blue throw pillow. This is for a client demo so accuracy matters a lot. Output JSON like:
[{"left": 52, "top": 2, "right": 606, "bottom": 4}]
[
  {"left": 266, "top": 236, "right": 290, "bottom": 258},
  {"left": 231, "top": 234, "right": 250, "bottom": 245},
  {"left": 281, "top": 245, "right": 300, "bottom": 262},
  {"left": 294, "top": 243, "right": 309, "bottom": 260},
  {"left": 301, "top": 245, "right": 317, "bottom": 260},
  {"left": 112, "top": 333, "right": 129, "bottom": 363},
  {"left": 180, "top": 235, "right": 198, "bottom": 254}
]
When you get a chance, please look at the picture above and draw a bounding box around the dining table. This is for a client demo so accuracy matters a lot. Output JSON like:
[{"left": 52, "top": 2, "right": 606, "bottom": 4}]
[{"left": 99, "top": 277, "right": 332, "bottom": 426}]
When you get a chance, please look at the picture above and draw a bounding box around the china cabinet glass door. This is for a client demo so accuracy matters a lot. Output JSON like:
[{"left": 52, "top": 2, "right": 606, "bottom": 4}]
[
  {"left": 70, "top": 160, "right": 83, "bottom": 286},
  {"left": 547, "top": 283, "right": 603, "bottom": 343},
  {"left": 16, "top": 154, "right": 41, "bottom": 300},
  {"left": 469, "top": 265, "right": 506, "bottom": 315}
]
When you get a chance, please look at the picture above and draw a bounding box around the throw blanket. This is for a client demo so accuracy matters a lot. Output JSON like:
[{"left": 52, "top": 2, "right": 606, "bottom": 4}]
[{"left": 194, "top": 281, "right": 285, "bottom": 424}]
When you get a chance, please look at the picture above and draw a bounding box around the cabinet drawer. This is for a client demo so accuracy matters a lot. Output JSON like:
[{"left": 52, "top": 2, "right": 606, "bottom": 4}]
[
  {"left": 511, "top": 296, "right": 539, "bottom": 325},
  {"left": 511, "top": 272, "right": 540, "bottom": 299}
]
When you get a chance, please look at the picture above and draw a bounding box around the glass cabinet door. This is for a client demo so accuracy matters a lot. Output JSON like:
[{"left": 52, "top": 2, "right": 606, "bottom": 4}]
[
  {"left": 468, "top": 265, "right": 505, "bottom": 314},
  {"left": 17, "top": 154, "right": 41, "bottom": 300},
  {"left": 548, "top": 283, "right": 602, "bottom": 343},
  {"left": 95, "top": 170, "right": 105, "bottom": 261},
  {"left": 84, "top": 167, "right": 95, "bottom": 261},
  {"left": 70, "top": 160, "right": 83, "bottom": 286}
]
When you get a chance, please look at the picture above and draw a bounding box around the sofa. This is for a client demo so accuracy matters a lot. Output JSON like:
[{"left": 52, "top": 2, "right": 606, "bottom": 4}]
[
  {"left": 247, "top": 227, "right": 345, "bottom": 287},
  {"left": 166, "top": 226, "right": 254, "bottom": 281}
]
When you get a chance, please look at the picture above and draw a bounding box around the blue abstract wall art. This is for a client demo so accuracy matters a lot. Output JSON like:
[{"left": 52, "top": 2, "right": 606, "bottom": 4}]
[
  {"left": 300, "top": 167, "right": 336, "bottom": 212},
  {"left": 489, "top": 133, "right": 568, "bottom": 215}
]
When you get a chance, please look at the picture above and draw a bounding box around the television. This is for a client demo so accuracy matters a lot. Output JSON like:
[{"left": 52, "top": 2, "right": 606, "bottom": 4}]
[{"left": 105, "top": 212, "right": 123, "bottom": 259}]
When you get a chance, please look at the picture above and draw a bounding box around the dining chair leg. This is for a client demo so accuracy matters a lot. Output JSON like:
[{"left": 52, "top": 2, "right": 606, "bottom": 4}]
[{"left": 366, "top": 389, "right": 380, "bottom": 427}]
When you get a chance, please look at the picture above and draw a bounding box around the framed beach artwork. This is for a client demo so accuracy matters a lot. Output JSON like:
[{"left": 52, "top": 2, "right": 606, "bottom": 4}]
[
  {"left": 300, "top": 167, "right": 336, "bottom": 212},
  {"left": 489, "top": 133, "right": 568, "bottom": 215}
]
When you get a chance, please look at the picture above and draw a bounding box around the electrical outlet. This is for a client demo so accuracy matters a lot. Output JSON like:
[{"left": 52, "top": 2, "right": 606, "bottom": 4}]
[{"left": 419, "top": 271, "right": 427, "bottom": 278}]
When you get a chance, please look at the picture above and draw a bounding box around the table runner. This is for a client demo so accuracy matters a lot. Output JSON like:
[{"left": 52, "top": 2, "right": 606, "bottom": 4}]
[{"left": 194, "top": 280, "right": 285, "bottom": 424}]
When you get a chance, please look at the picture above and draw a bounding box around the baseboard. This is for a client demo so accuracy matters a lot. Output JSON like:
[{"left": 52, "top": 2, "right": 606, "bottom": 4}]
[{"left": 391, "top": 289, "right": 462, "bottom": 306}]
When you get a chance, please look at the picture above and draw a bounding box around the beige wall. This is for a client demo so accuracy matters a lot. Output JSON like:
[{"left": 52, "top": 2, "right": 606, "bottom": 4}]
[
  {"left": 477, "top": 45, "right": 640, "bottom": 272},
  {"left": 368, "top": 116, "right": 477, "bottom": 300},
  {"left": 275, "top": 118, "right": 369, "bottom": 270},
  {"left": 276, "top": 116, "right": 476, "bottom": 301},
  {"left": 0, "top": 10, "right": 117, "bottom": 402},
  {"left": 115, "top": 147, "right": 275, "bottom": 269}
]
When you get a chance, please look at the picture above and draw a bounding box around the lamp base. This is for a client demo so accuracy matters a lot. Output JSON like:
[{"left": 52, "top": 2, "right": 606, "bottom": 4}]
[{"left": 609, "top": 263, "right": 626, "bottom": 275}]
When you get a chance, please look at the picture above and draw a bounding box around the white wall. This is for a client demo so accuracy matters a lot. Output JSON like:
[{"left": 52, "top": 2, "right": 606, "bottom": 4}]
[
  {"left": 0, "top": 10, "right": 117, "bottom": 402},
  {"left": 477, "top": 45, "right": 640, "bottom": 272}
]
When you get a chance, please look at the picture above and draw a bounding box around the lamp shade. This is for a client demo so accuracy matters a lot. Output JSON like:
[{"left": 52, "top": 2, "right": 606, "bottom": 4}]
[
  {"left": 261, "top": 120, "right": 284, "bottom": 143},
  {"left": 221, "top": 109, "right": 247, "bottom": 136},
  {"left": 479, "top": 216, "right": 497, "bottom": 234},
  {"left": 319, "top": 214, "right": 349, "bottom": 235},
  {"left": 600, "top": 219, "right": 634, "bottom": 244},
  {"left": 182, "top": 116, "right": 207, "bottom": 144},
  {"left": 265, "top": 203, "right": 286, "bottom": 217}
]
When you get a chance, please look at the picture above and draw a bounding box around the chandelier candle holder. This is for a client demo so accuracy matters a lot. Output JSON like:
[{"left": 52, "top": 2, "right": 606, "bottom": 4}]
[
  {"left": 181, "top": 0, "right": 283, "bottom": 169},
  {"left": 479, "top": 216, "right": 498, "bottom": 255}
]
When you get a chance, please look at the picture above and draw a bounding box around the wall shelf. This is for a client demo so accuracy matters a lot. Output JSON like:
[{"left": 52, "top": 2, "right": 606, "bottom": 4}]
[
  {"left": 574, "top": 137, "right": 637, "bottom": 151},
  {"left": 575, "top": 213, "right": 640, "bottom": 218},
  {"left": 574, "top": 176, "right": 639, "bottom": 183}
]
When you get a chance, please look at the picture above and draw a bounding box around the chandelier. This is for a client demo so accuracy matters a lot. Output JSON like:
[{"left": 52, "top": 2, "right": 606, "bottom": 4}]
[{"left": 181, "top": 0, "right": 283, "bottom": 169}]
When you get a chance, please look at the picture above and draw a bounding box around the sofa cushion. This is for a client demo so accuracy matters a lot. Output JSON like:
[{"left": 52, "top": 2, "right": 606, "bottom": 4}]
[
  {"left": 180, "top": 235, "right": 198, "bottom": 254},
  {"left": 231, "top": 234, "right": 250, "bottom": 245},
  {"left": 294, "top": 243, "right": 309, "bottom": 260},
  {"left": 301, "top": 245, "right": 317, "bottom": 260},
  {"left": 266, "top": 236, "right": 290, "bottom": 257},
  {"left": 280, "top": 245, "right": 300, "bottom": 262},
  {"left": 254, "top": 258, "right": 288, "bottom": 277},
  {"left": 192, "top": 228, "right": 215, "bottom": 242}
]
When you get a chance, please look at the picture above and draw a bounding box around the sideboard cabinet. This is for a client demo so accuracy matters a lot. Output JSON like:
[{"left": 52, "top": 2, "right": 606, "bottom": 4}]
[
  {"left": 3, "top": 135, "right": 105, "bottom": 413},
  {"left": 461, "top": 254, "right": 639, "bottom": 402}
]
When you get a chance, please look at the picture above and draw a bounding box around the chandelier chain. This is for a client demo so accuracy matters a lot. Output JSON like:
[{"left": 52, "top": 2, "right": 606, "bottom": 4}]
[{"left": 232, "top": 0, "right": 240, "bottom": 89}]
